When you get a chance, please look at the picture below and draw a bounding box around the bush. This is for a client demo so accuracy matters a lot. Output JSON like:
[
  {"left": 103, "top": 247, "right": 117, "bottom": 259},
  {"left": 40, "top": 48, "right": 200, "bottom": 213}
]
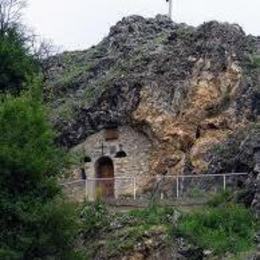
[
  {"left": 175, "top": 204, "right": 257, "bottom": 255},
  {"left": 0, "top": 85, "right": 82, "bottom": 259},
  {"left": 0, "top": 84, "right": 64, "bottom": 195},
  {"left": 80, "top": 201, "right": 110, "bottom": 238},
  {"left": 0, "top": 199, "right": 81, "bottom": 259},
  {"left": 0, "top": 4, "right": 82, "bottom": 258},
  {"left": 207, "top": 190, "right": 232, "bottom": 207},
  {"left": 82, "top": 204, "right": 178, "bottom": 259},
  {"left": 128, "top": 206, "right": 178, "bottom": 226}
]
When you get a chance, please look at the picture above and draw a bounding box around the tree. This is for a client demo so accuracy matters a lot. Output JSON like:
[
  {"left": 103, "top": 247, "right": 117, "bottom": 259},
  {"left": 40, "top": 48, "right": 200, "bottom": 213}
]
[
  {"left": 0, "top": 2, "right": 83, "bottom": 258},
  {"left": 0, "top": 0, "right": 38, "bottom": 94},
  {"left": 0, "top": 0, "right": 60, "bottom": 93},
  {"left": 0, "top": 0, "right": 26, "bottom": 35},
  {"left": 0, "top": 28, "right": 37, "bottom": 94},
  {"left": 0, "top": 83, "right": 82, "bottom": 259}
]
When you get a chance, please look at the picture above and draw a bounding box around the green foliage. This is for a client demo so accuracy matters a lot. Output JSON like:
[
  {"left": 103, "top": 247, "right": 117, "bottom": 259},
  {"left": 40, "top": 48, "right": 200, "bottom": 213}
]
[
  {"left": 0, "top": 4, "right": 82, "bottom": 258},
  {"left": 175, "top": 203, "right": 258, "bottom": 255},
  {"left": 69, "top": 149, "right": 85, "bottom": 167},
  {"left": 153, "top": 32, "right": 168, "bottom": 45},
  {"left": 81, "top": 204, "right": 177, "bottom": 258},
  {"left": 128, "top": 206, "right": 178, "bottom": 226},
  {"left": 104, "top": 225, "right": 152, "bottom": 256},
  {"left": 0, "top": 84, "right": 64, "bottom": 194},
  {"left": 52, "top": 65, "right": 85, "bottom": 90},
  {"left": 176, "top": 26, "right": 195, "bottom": 42},
  {"left": 57, "top": 99, "right": 76, "bottom": 121},
  {"left": 0, "top": 28, "right": 38, "bottom": 94},
  {"left": 0, "top": 199, "right": 82, "bottom": 260},
  {"left": 0, "top": 84, "right": 82, "bottom": 259},
  {"left": 185, "top": 187, "right": 209, "bottom": 199},
  {"left": 80, "top": 201, "right": 110, "bottom": 238},
  {"left": 207, "top": 190, "right": 232, "bottom": 207},
  {"left": 80, "top": 201, "right": 258, "bottom": 258}
]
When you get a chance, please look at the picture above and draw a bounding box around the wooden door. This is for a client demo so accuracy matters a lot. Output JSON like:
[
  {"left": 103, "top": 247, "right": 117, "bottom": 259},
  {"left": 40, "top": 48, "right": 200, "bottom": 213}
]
[{"left": 95, "top": 157, "right": 115, "bottom": 199}]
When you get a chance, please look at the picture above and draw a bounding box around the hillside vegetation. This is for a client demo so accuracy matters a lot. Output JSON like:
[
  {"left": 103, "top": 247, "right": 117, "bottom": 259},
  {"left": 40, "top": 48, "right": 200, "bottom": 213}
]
[{"left": 78, "top": 197, "right": 258, "bottom": 259}]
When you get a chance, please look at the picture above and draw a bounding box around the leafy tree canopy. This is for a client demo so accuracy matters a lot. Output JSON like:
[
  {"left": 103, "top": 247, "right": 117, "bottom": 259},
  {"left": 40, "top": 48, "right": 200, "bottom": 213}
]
[
  {"left": 0, "top": 27, "right": 38, "bottom": 94},
  {"left": 0, "top": 82, "right": 83, "bottom": 259}
]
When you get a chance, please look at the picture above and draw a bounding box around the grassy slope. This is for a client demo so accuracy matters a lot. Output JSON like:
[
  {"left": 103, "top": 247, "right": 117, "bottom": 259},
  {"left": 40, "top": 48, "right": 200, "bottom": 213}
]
[{"left": 78, "top": 194, "right": 259, "bottom": 259}]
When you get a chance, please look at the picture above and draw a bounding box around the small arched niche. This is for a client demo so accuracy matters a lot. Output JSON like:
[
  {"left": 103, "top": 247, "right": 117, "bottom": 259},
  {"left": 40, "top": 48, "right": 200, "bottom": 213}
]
[
  {"left": 115, "top": 150, "right": 127, "bottom": 158},
  {"left": 80, "top": 168, "right": 86, "bottom": 180},
  {"left": 84, "top": 156, "right": 92, "bottom": 163}
]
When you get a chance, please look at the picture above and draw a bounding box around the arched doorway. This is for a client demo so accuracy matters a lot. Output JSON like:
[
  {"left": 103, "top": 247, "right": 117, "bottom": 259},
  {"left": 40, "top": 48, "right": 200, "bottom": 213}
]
[{"left": 95, "top": 156, "right": 115, "bottom": 199}]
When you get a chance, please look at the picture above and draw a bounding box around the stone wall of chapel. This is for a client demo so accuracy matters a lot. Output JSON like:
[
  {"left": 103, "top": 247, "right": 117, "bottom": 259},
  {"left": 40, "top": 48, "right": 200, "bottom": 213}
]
[{"left": 71, "top": 126, "right": 153, "bottom": 199}]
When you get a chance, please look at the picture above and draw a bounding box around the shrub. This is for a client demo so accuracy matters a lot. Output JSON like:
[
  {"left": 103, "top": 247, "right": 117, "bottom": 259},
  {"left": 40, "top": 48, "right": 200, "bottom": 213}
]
[
  {"left": 80, "top": 201, "right": 110, "bottom": 238},
  {"left": 175, "top": 204, "right": 257, "bottom": 255},
  {"left": 0, "top": 199, "right": 81, "bottom": 259},
  {"left": 128, "top": 206, "right": 178, "bottom": 226},
  {"left": 82, "top": 205, "right": 177, "bottom": 259},
  {"left": 0, "top": 84, "right": 65, "bottom": 194},
  {"left": 0, "top": 85, "right": 82, "bottom": 259},
  {"left": 0, "top": 4, "right": 81, "bottom": 258},
  {"left": 207, "top": 190, "right": 232, "bottom": 207}
]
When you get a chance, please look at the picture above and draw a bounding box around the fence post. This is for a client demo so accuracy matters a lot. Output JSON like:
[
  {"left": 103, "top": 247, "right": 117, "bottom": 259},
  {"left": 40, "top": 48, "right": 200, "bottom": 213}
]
[
  {"left": 133, "top": 177, "right": 136, "bottom": 200},
  {"left": 223, "top": 175, "right": 226, "bottom": 191},
  {"left": 176, "top": 176, "right": 179, "bottom": 199},
  {"left": 160, "top": 193, "right": 164, "bottom": 200},
  {"left": 85, "top": 178, "right": 88, "bottom": 200}
]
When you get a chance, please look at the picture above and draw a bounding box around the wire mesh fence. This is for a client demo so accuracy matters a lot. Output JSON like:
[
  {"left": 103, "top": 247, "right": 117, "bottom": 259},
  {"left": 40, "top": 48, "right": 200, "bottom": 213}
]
[
  {"left": 61, "top": 179, "right": 86, "bottom": 202},
  {"left": 145, "top": 173, "right": 248, "bottom": 205},
  {"left": 85, "top": 177, "right": 136, "bottom": 201},
  {"left": 61, "top": 173, "right": 248, "bottom": 204}
]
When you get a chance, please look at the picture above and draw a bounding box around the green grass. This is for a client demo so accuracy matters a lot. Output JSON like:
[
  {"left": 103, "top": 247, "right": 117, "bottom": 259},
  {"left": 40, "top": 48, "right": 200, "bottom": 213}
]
[
  {"left": 207, "top": 190, "right": 232, "bottom": 207},
  {"left": 105, "top": 225, "right": 150, "bottom": 256},
  {"left": 128, "top": 206, "right": 179, "bottom": 226},
  {"left": 80, "top": 201, "right": 110, "bottom": 238},
  {"left": 100, "top": 207, "right": 174, "bottom": 258},
  {"left": 175, "top": 203, "right": 258, "bottom": 255},
  {"left": 81, "top": 202, "right": 177, "bottom": 258},
  {"left": 80, "top": 198, "right": 259, "bottom": 258}
]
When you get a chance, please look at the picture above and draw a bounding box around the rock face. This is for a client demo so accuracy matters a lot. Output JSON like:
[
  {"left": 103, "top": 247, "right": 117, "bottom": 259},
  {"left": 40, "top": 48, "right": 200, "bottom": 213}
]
[{"left": 45, "top": 15, "right": 260, "bottom": 176}]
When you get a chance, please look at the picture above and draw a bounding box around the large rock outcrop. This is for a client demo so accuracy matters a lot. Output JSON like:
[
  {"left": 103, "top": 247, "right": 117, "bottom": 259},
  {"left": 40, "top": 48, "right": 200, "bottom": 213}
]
[{"left": 44, "top": 15, "right": 260, "bottom": 176}]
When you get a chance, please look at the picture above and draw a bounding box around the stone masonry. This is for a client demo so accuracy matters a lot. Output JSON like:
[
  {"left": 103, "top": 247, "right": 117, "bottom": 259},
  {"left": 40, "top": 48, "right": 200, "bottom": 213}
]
[{"left": 72, "top": 126, "right": 152, "bottom": 200}]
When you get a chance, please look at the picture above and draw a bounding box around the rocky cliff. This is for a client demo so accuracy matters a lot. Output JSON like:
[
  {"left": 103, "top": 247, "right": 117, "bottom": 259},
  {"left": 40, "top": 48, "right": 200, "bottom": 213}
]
[{"left": 44, "top": 15, "right": 260, "bottom": 176}]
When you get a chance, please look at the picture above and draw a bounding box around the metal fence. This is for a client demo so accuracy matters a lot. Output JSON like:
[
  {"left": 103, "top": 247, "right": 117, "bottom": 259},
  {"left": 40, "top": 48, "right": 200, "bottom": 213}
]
[
  {"left": 141, "top": 173, "right": 248, "bottom": 204},
  {"left": 61, "top": 179, "right": 86, "bottom": 201},
  {"left": 61, "top": 173, "right": 248, "bottom": 204}
]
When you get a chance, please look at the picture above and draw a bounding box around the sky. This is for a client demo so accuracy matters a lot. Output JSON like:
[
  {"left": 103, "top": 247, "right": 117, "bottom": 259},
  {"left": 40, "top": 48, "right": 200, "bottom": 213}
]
[{"left": 24, "top": 0, "right": 260, "bottom": 51}]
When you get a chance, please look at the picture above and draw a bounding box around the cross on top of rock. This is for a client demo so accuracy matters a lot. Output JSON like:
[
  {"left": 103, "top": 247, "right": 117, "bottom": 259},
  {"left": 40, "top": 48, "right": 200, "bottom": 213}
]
[{"left": 165, "top": 0, "right": 173, "bottom": 19}]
